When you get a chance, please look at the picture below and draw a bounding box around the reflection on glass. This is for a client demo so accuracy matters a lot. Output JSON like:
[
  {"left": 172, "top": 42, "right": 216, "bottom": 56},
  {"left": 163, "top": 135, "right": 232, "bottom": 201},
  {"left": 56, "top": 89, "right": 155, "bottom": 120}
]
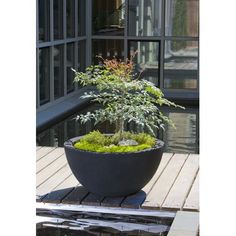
[
  {"left": 92, "top": 39, "right": 124, "bottom": 64},
  {"left": 78, "top": 0, "right": 86, "bottom": 36},
  {"left": 165, "top": 0, "right": 199, "bottom": 37},
  {"left": 66, "top": 0, "right": 75, "bottom": 38},
  {"left": 164, "top": 40, "right": 198, "bottom": 89},
  {"left": 38, "top": 0, "right": 50, "bottom": 42},
  {"left": 67, "top": 43, "right": 75, "bottom": 93},
  {"left": 92, "top": 0, "right": 125, "bottom": 35},
  {"left": 78, "top": 40, "right": 86, "bottom": 71},
  {"left": 128, "top": 0, "right": 162, "bottom": 36},
  {"left": 159, "top": 108, "right": 199, "bottom": 154},
  {"left": 54, "top": 45, "right": 64, "bottom": 99},
  {"left": 36, "top": 105, "right": 100, "bottom": 147},
  {"left": 54, "top": 0, "right": 64, "bottom": 40},
  {"left": 39, "top": 47, "right": 50, "bottom": 105},
  {"left": 129, "top": 41, "right": 159, "bottom": 85}
]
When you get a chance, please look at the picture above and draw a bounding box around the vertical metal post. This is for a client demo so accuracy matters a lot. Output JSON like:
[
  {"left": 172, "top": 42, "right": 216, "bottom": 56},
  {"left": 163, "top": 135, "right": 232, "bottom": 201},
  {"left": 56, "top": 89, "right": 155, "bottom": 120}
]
[
  {"left": 63, "top": 0, "right": 67, "bottom": 95},
  {"left": 63, "top": 0, "right": 67, "bottom": 39},
  {"left": 159, "top": 0, "right": 165, "bottom": 89},
  {"left": 124, "top": 0, "right": 128, "bottom": 58},
  {"left": 75, "top": 0, "right": 78, "bottom": 38},
  {"left": 50, "top": 0, "right": 54, "bottom": 41},
  {"left": 74, "top": 0, "right": 78, "bottom": 90},
  {"left": 36, "top": 0, "right": 39, "bottom": 43},
  {"left": 64, "top": 43, "right": 67, "bottom": 95},
  {"left": 36, "top": 48, "right": 40, "bottom": 108},
  {"left": 36, "top": 0, "right": 40, "bottom": 107},
  {"left": 86, "top": 0, "right": 92, "bottom": 67},
  {"left": 50, "top": 0, "right": 54, "bottom": 102}
]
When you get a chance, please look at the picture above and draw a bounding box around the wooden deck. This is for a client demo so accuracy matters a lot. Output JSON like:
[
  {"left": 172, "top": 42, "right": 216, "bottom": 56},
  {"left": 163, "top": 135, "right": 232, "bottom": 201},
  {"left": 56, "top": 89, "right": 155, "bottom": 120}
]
[{"left": 36, "top": 147, "right": 199, "bottom": 212}]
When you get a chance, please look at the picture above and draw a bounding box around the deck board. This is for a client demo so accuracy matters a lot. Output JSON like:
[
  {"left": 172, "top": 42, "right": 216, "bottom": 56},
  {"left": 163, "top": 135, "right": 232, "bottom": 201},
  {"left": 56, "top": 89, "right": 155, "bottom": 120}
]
[
  {"left": 36, "top": 148, "right": 64, "bottom": 174},
  {"left": 121, "top": 191, "right": 146, "bottom": 208},
  {"left": 101, "top": 196, "right": 125, "bottom": 207},
  {"left": 42, "top": 187, "right": 75, "bottom": 203},
  {"left": 36, "top": 154, "right": 67, "bottom": 187},
  {"left": 36, "top": 147, "right": 56, "bottom": 161},
  {"left": 142, "top": 153, "right": 173, "bottom": 194},
  {"left": 183, "top": 171, "right": 199, "bottom": 211},
  {"left": 36, "top": 147, "right": 199, "bottom": 211},
  {"left": 53, "top": 173, "right": 79, "bottom": 191},
  {"left": 82, "top": 193, "right": 105, "bottom": 206},
  {"left": 142, "top": 154, "right": 189, "bottom": 209},
  {"left": 37, "top": 163, "right": 72, "bottom": 196},
  {"left": 161, "top": 154, "right": 199, "bottom": 210},
  {"left": 167, "top": 211, "right": 199, "bottom": 236},
  {"left": 62, "top": 186, "right": 89, "bottom": 204}
]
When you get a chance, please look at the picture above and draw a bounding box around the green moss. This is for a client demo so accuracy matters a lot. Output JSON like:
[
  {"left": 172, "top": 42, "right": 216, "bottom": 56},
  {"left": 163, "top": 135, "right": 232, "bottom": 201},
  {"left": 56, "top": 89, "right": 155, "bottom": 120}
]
[
  {"left": 79, "top": 130, "right": 110, "bottom": 146},
  {"left": 132, "top": 132, "right": 156, "bottom": 147},
  {"left": 73, "top": 131, "right": 156, "bottom": 153},
  {"left": 74, "top": 141, "right": 151, "bottom": 153}
]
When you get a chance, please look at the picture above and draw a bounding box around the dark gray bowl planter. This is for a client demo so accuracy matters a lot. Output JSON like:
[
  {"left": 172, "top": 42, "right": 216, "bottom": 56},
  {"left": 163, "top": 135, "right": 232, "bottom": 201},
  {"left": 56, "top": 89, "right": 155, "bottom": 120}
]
[{"left": 64, "top": 135, "right": 164, "bottom": 197}]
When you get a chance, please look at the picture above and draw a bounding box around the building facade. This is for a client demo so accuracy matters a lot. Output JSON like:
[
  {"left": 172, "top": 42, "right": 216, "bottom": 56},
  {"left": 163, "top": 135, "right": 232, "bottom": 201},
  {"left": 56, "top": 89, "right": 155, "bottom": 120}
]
[{"left": 36, "top": 0, "right": 199, "bottom": 110}]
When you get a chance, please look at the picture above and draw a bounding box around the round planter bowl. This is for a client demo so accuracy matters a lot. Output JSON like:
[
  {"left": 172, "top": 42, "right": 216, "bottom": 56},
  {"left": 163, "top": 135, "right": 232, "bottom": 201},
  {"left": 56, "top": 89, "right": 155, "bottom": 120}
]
[{"left": 64, "top": 136, "right": 164, "bottom": 197}]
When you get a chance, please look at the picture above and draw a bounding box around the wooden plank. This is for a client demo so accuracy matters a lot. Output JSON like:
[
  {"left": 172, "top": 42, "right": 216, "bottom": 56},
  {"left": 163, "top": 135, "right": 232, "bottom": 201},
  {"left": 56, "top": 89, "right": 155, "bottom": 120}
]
[
  {"left": 62, "top": 186, "right": 89, "bottom": 204},
  {"left": 167, "top": 211, "right": 199, "bottom": 236},
  {"left": 36, "top": 146, "right": 42, "bottom": 151},
  {"left": 121, "top": 191, "right": 146, "bottom": 208},
  {"left": 36, "top": 147, "right": 56, "bottom": 161},
  {"left": 42, "top": 187, "right": 75, "bottom": 203},
  {"left": 53, "top": 174, "right": 79, "bottom": 191},
  {"left": 183, "top": 171, "right": 199, "bottom": 211},
  {"left": 81, "top": 193, "right": 104, "bottom": 206},
  {"left": 142, "top": 153, "right": 174, "bottom": 194},
  {"left": 36, "top": 148, "right": 65, "bottom": 174},
  {"left": 36, "top": 164, "right": 72, "bottom": 196},
  {"left": 162, "top": 154, "right": 199, "bottom": 210},
  {"left": 36, "top": 154, "right": 68, "bottom": 187},
  {"left": 142, "top": 154, "right": 189, "bottom": 209},
  {"left": 101, "top": 196, "right": 125, "bottom": 207}
]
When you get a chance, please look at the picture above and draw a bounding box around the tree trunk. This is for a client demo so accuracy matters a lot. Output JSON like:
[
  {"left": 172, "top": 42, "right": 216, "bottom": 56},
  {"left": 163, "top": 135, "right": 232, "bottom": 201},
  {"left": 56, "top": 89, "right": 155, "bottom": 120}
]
[{"left": 118, "top": 118, "right": 125, "bottom": 141}]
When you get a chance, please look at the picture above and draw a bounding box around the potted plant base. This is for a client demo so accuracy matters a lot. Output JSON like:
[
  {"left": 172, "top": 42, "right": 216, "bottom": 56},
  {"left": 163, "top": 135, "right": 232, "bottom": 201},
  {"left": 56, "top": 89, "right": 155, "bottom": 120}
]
[
  {"left": 64, "top": 55, "right": 183, "bottom": 198},
  {"left": 64, "top": 136, "right": 164, "bottom": 197}
]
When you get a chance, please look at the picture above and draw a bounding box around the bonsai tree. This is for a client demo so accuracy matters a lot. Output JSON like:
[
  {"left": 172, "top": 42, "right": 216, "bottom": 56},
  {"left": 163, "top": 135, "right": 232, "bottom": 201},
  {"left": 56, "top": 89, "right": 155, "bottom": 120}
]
[{"left": 72, "top": 54, "right": 183, "bottom": 152}]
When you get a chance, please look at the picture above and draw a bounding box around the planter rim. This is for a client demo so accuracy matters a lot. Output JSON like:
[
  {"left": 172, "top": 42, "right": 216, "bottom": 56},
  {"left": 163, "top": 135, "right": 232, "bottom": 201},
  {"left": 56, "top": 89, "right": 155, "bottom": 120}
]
[{"left": 64, "top": 134, "right": 164, "bottom": 156}]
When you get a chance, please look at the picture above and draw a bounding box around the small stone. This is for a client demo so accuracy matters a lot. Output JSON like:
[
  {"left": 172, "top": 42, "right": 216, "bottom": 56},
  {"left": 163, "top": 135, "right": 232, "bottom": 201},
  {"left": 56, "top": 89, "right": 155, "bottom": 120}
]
[{"left": 118, "top": 139, "right": 138, "bottom": 146}]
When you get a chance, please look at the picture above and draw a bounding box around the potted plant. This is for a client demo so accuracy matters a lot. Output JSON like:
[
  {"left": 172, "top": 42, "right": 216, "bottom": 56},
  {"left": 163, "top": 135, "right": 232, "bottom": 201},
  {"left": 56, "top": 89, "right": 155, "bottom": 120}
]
[{"left": 64, "top": 54, "right": 183, "bottom": 197}]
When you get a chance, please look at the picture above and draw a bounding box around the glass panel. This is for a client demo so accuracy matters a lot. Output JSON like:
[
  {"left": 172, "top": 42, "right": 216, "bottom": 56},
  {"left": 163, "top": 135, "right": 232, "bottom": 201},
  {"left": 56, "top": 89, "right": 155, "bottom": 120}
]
[
  {"left": 78, "top": 0, "right": 86, "bottom": 36},
  {"left": 158, "top": 107, "right": 199, "bottom": 153},
  {"left": 128, "top": 0, "right": 162, "bottom": 36},
  {"left": 92, "top": 0, "right": 125, "bottom": 36},
  {"left": 54, "top": 0, "right": 64, "bottom": 40},
  {"left": 92, "top": 39, "right": 124, "bottom": 64},
  {"left": 67, "top": 43, "right": 75, "bottom": 93},
  {"left": 164, "top": 40, "right": 198, "bottom": 89},
  {"left": 129, "top": 41, "right": 159, "bottom": 85},
  {"left": 66, "top": 0, "right": 75, "bottom": 38},
  {"left": 54, "top": 44, "right": 64, "bottom": 99},
  {"left": 39, "top": 47, "right": 50, "bottom": 105},
  {"left": 38, "top": 0, "right": 50, "bottom": 42},
  {"left": 165, "top": 0, "right": 199, "bottom": 37},
  {"left": 78, "top": 40, "right": 86, "bottom": 71}
]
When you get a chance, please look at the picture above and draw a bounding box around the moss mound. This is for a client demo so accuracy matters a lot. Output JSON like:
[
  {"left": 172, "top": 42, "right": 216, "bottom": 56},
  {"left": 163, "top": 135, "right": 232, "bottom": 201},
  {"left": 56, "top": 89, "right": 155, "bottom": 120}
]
[{"left": 73, "top": 131, "right": 156, "bottom": 153}]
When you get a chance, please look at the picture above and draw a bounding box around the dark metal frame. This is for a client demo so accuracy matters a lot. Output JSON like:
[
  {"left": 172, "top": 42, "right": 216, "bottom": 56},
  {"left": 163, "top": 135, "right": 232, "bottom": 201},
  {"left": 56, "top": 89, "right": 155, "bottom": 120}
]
[
  {"left": 36, "top": 0, "right": 199, "bottom": 109},
  {"left": 91, "top": 0, "right": 199, "bottom": 100},
  {"left": 36, "top": 0, "right": 87, "bottom": 109}
]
